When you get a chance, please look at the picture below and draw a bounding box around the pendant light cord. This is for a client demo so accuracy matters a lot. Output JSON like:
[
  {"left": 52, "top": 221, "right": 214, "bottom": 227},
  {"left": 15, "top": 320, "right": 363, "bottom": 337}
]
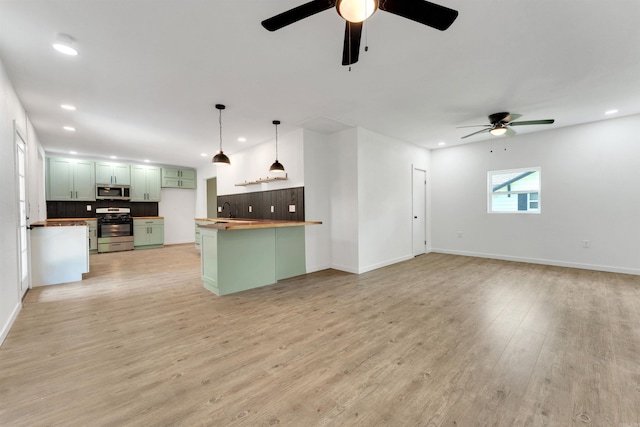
[
  {"left": 275, "top": 122, "right": 279, "bottom": 160},
  {"left": 219, "top": 108, "right": 223, "bottom": 152}
]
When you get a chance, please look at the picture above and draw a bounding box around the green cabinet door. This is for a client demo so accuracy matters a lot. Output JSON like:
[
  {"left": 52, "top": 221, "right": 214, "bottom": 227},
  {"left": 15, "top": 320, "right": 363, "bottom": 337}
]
[
  {"left": 161, "top": 167, "right": 196, "bottom": 189},
  {"left": 46, "top": 157, "right": 95, "bottom": 201},
  {"left": 96, "top": 162, "right": 131, "bottom": 185},
  {"left": 133, "top": 218, "right": 164, "bottom": 249},
  {"left": 131, "top": 166, "right": 161, "bottom": 201}
]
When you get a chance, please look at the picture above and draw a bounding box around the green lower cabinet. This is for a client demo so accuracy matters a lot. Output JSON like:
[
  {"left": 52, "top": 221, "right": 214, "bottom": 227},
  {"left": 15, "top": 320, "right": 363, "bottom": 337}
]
[
  {"left": 200, "top": 226, "right": 306, "bottom": 296},
  {"left": 87, "top": 219, "right": 98, "bottom": 253},
  {"left": 133, "top": 218, "right": 164, "bottom": 249}
]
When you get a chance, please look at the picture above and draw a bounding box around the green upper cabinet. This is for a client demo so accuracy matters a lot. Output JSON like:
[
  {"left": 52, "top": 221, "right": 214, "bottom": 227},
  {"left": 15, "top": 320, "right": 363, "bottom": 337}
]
[
  {"left": 161, "top": 167, "right": 196, "bottom": 189},
  {"left": 131, "top": 165, "right": 161, "bottom": 201},
  {"left": 46, "top": 157, "right": 96, "bottom": 201},
  {"left": 95, "top": 162, "right": 131, "bottom": 185}
]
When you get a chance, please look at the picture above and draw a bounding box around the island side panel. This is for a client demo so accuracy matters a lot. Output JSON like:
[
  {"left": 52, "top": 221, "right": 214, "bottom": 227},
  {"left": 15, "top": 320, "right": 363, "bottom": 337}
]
[
  {"left": 275, "top": 226, "right": 306, "bottom": 280},
  {"left": 201, "top": 226, "right": 277, "bottom": 296},
  {"left": 30, "top": 226, "right": 88, "bottom": 286},
  {"left": 201, "top": 228, "right": 219, "bottom": 295}
]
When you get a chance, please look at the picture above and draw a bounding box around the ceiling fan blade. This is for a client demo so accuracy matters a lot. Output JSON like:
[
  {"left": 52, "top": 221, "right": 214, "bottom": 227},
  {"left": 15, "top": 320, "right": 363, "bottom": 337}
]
[
  {"left": 342, "top": 21, "right": 363, "bottom": 66},
  {"left": 461, "top": 128, "right": 490, "bottom": 139},
  {"left": 456, "top": 124, "right": 491, "bottom": 129},
  {"left": 262, "top": 0, "right": 335, "bottom": 31},
  {"left": 379, "top": 0, "right": 459, "bottom": 31},
  {"left": 509, "top": 119, "right": 555, "bottom": 126},
  {"left": 506, "top": 127, "right": 517, "bottom": 136},
  {"left": 507, "top": 114, "right": 522, "bottom": 122}
]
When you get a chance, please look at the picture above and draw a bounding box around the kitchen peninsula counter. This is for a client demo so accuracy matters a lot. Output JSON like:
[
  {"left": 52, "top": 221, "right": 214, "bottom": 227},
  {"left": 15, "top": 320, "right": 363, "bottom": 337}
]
[
  {"left": 196, "top": 218, "right": 321, "bottom": 296},
  {"left": 30, "top": 219, "right": 90, "bottom": 286}
]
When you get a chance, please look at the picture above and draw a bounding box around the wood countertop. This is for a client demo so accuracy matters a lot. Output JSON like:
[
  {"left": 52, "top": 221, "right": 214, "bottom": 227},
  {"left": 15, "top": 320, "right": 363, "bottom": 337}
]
[
  {"left": 134, "top": 216, "right": 164, "bottom": 219},
  {"left": 196, "top": 218, "right": 321, "bottom": 230},
  {"left": 31, "top": 219, "right": 90, "bottom": 227}
]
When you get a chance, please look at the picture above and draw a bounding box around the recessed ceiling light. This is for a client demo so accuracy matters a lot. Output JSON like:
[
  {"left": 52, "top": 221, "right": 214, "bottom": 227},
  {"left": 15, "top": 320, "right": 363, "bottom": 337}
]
[
  {"left": 238, "top": 137, "right": 246, "bottom": 142},
  {"left": 69, "top": 151, "right": 77, "bottom": 155},
  {"left": 52, "top": 34, "right": 78, "bottom": 56},
  {"left": 110, "top": 155, "right": 117, "bottom": 159},
  {"left": 200, "top": 153, "right": 207, "bottom": 157},
  {"left": 605, "top": 109, "right": 618, "bottom": 115},
  {"left": 63, "top": 126, "right": 76, "bottom": 131},
  {"left": 438, "top": 141, "right": 446, "bottom": 146},
  {"left": 61, "top": 104, "right": 76, "bottom": 111}
]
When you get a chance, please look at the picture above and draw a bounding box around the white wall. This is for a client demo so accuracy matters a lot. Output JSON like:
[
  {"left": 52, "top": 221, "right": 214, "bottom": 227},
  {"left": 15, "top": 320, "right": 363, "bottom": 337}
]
[
  {"left": 327, "top": 128, "right": 359, "bottom": 273},
  {"left": 302, "top": 129, "right": 332, "bottom": 272},
  {"left": 158, "top": 188, "right": 196, "bottom": 244},
  {"left": 357, "top": 128, "right": 430, "bottom": 273},
  {"left": 0, "top": 58, "right": 45, "bottom": 345},
  {"left": 215, "top": 129, "right": 304, "bottom": 196},
  {"left": 431, "top": 114, "right": 640, "bottom": 274}
]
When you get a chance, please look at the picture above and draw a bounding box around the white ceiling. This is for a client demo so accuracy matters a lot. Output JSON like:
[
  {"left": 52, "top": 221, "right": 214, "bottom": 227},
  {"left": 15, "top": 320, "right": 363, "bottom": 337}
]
[{"left": 1, "top": 0, "right": 639, "bottom": 168}]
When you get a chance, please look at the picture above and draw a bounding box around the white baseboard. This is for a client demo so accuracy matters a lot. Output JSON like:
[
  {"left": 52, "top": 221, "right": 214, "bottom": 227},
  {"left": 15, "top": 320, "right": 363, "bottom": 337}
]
[
  {"left": 431, "top": 248, "right": 640, "bottom": 276},
  {"left": 0, "top": 302, "right": 22, "bottom": 347},
  {"left": 357, "top": 254, "right": 415, "bottom": 274}
]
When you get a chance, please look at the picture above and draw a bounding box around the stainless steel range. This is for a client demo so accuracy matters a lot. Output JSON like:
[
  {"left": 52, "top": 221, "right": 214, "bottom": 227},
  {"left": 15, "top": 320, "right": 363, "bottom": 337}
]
[{"left": 96, "top": 207, "right": 134, "bottom": 253}]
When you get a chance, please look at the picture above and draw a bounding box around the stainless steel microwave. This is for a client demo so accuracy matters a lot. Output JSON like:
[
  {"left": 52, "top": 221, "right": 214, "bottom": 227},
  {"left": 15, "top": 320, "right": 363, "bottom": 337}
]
[{"left": 96, "top": 185, "right": 131, "bottom": 200}]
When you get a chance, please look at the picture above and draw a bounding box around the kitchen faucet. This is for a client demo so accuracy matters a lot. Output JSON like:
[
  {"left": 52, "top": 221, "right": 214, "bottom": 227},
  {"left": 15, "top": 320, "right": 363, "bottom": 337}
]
[{"left": 221, "top": 201, "right": 234, "bottom": 218}]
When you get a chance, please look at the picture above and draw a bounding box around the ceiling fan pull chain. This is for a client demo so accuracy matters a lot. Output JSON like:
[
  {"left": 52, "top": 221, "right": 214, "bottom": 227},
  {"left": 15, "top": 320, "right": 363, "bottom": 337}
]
[{"left": 364, "top": 20, "right": 369, "bottom": 52}]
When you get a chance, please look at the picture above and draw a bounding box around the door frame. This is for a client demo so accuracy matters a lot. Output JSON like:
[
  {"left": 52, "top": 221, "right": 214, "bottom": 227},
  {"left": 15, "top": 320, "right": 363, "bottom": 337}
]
[
  {"left": 412, "top": 167, "right": 427, "bottom": 256},
  {"left": 14, "top": 121, "right": 30, "bottom": 297}
]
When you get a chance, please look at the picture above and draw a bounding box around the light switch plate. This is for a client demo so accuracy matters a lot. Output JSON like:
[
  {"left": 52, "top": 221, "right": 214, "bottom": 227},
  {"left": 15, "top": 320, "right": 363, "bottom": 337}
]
[
  {"left": 86, "top": 205, "right": 92, "bottom": 211},
  {"left": 289, "top": 205, "right": 296, "bottom": 213},
  {"left": 218, "top": 206, "right": 222, "bottom": 212},
  {"left": 270, "top": 206, "right": 274, "bottom": 213},
  {"left": 249, "top": 206, "right": 252, "bottom": 213}
]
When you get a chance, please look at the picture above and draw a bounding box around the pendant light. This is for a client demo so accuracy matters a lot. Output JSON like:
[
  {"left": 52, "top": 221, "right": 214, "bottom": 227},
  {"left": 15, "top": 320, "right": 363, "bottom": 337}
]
[
  {"left": 269, "top": 120, "right": 285, "bottom": 173},
  {"left": 212, "top": 104, "right": 230, "bottom": 165}
]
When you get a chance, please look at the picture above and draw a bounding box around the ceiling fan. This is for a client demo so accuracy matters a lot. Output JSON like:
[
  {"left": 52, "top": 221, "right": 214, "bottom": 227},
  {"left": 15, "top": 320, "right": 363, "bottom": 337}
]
[
  {"left": 261, "top": 0, "right": 459, "bottom": 66},
  {"left": 458, "top": 112, "right": 555, "bottom": 139}
]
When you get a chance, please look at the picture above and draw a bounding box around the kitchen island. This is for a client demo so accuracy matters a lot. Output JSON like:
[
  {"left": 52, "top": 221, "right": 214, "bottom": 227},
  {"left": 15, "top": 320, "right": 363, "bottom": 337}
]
[
  {"left": 30, "top": 219, "right": 90, "bottom": 286},
  {"left": 197, "top": 218, "right": 321, "bottom": 296}
]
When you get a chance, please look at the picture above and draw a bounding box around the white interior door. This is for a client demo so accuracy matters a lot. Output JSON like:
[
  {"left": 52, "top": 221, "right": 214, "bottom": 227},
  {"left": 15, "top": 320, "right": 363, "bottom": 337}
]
[
  {"left": 412, "top": 168, "right": 427, "bottom": 256},
  {"left": 16, "top": 125, "right": 30, "bottom": 297}
]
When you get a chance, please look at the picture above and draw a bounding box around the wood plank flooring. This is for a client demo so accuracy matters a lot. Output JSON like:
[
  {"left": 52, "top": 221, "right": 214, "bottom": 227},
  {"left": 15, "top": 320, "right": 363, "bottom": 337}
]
[{"left": 1, "top": 246, "right": 639, "bottom": 426}]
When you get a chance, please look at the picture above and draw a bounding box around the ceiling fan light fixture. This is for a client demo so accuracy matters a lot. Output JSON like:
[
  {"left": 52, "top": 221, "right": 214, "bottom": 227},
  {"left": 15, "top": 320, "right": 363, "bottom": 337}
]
[
  {"left": 212, "top": 104, "right": 230, "bottom": 166},
  {"left": 490, "top": 126, "right": 507, "bottom": 136},
  {"left": 337, "top": 0, "right": 377, "bottom": 23}
]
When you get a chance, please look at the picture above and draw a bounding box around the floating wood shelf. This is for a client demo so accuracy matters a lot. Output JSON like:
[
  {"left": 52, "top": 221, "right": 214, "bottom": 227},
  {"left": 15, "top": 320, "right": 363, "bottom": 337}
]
[{"left": 235, "top": 174, "right": 288, "bottom": 186}]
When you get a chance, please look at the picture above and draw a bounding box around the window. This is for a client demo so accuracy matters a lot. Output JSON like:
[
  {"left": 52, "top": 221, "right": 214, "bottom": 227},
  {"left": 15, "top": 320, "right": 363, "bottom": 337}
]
[{"left": 488, "top": 167, "right": 541, "bottom": 213}]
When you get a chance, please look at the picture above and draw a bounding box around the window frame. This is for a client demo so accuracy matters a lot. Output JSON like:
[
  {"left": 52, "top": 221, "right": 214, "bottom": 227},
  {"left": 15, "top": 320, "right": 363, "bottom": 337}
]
[{"left": 487, "top": 167, "right": 541, "bottom": 214}]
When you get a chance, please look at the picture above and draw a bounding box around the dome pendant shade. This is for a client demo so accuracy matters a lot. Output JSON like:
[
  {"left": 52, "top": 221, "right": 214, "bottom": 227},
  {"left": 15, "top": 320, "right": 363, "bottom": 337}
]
[
  {"left": 337, "top": 0, "right": 377, "bottom": 23},
  {"left": 213, "top": 151, "right": 230, "bottom": 165},
  {"left": 269, "top": 160, "right": 285, "bottom": 173},
  {"left": 212, "top": 104, "right": 230, "bottom": 165}
]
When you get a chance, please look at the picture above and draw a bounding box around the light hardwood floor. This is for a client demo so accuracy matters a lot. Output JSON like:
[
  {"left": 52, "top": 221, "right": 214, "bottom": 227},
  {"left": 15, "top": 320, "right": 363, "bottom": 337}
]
[{"left": 1, "top": 245, "right": 639, "bottom": 426}]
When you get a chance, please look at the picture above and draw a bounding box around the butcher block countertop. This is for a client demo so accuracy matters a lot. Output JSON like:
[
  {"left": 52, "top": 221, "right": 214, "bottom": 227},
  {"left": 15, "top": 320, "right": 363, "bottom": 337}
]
[
  {"left": 196, "top": 217, "right": 321, "bottom": 230},
  {"left": 30, "top": 219, "right": 90, "bottom": 227}
]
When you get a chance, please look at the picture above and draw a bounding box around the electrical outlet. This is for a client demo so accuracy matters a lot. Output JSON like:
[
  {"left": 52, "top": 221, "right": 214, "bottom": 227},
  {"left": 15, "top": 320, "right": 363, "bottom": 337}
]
[
  {"left": 270, "top": 206, "right": 275, "bottom": 213},
  {"left": 582, "top": 240, "right": 590, "bottom": 248},
  {"left": 218, "top": 206, "right": 222, "bottom": 213},
  {"left": 289, "top": 204, "right": 296, "bottom": 213},
  {"left": 248, "top": 206, "right": 252, "bottom": 213},
  {"left": 458, "top": 231, "right": 463, "bottom": 238},
  {"left": 86, "top": 205, "right": 92, "bottom": 211}
]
